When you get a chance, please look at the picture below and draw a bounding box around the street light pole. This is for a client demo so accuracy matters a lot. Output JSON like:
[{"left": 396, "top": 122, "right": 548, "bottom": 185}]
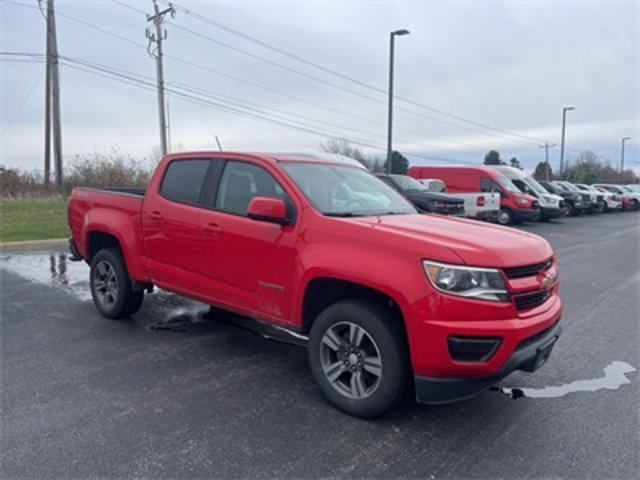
[
  {"left": 386, "top": 29, "right": 409, "bottom": 173},
  {"left": 559, "top": 106, "right": 574, "bottom": 177},
  {"left": 620, "top": 136, "right": 630, "bottom": 174}
]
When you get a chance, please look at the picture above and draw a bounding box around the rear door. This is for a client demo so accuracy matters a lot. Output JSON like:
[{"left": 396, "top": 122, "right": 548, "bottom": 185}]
[
  {"left": 195, "top": 159, "right": 299, "bottom": 325},
  {"left": 142, "top": 158, "right": 213, "bottom": 291}
]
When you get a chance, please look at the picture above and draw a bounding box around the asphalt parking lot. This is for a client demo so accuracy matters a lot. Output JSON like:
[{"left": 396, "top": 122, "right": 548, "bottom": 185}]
[{"left": 1, "top": 212, "right": 638, "bottom": 479}]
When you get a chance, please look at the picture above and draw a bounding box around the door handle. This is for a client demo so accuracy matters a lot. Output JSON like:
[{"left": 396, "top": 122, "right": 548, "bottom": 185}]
[
  {"left": 148, "top": 211, "right": 163, "bottom": 220},
  {"left": 203, "top": 223, "right": 222, "bottom": 236}
]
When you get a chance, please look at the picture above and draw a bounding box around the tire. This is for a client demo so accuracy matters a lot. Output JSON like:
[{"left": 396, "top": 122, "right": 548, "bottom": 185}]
[
  {"left": 496, "top": 208, "right": 514, "bottom": 226},
  {"left": 566, "top": 202, "right": 576, "bottom": 216},
  {"left": 633, "top": 199, "right": 640, "bottom": 211},
  {"left": 308, "top": 299, "right": 409, "bottom": 418},
  {"left": 90, "top": 248, "right": 144, "bottom": 319}
]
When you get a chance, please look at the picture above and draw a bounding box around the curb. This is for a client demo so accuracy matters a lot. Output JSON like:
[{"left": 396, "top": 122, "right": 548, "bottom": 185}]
[{"left": 0, "top": 238, "right": 68, "bottom": 250}]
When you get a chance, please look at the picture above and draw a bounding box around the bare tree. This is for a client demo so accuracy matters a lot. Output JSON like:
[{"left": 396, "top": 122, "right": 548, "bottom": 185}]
[{"left": 320, "top": 138, "right": 370, "bottom": 168}]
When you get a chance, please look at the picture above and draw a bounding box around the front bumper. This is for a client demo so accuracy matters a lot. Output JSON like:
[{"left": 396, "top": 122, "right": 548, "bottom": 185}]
[
  {"left": 540, "top": 206, "right": 566, "bottom": 219},
  {"left": 415, "top": 320, "right": 562, "bottom": 404},
  {"left": 512, "top": 207, "right": 540, "bottom": 222}
]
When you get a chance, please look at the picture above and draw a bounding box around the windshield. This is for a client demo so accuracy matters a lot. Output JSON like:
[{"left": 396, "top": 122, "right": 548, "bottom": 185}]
[
  {"left": 389, "top": 175, "right": 428, "bottom": 193},
  {"left": 281, "top": 162, "right": 417, "bottom": 216},
  {"left": 561, "top": 182, "right": 579, "bottom": 192},
  {"left": 525, "top": 177, "right": 550, "bottom": 195},
  {"left": 621, "top": 186, "right": 634, "bottom": 192},
  {"left": 496, "top": 176, "right": 522, "bottom": 193},
  {"left": 602, "top": 186, "right": 622, "bottom": 194}
]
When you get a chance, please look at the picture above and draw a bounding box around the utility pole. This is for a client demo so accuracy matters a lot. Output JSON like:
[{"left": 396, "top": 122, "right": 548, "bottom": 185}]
[
  {"left": 559, "top": 106, "right": 574, "bottom": 177},
  {"left": 539, "top": 142, "right": 556, "bottom": 181},
  {"left": 166, "top": 99, "right": 171, "bottom": 153},
  {"left": 386, "top": 29, "right": 410, "bottom": 173},
  {"left": 620, "top": 136, "right": 630, "bottom": 176},
  {"left": 215, "top": 135, "right": 223, "bottom": 151},
  {"left": 50, "top": 0, "right": 63, "bottom": 186},
  {"left": 42, "top": 0, "right": 63, "bottom": 187},
  {"left": 43, "top": 0, "right": 51, "bottom": 188},
  {"left": 146, "top": 0, "right": 175, "bottom": 158}
]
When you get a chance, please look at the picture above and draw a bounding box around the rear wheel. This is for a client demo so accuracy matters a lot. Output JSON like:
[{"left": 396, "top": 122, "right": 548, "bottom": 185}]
[
  {"left": 90, "top": 248, "right": 143, "bottom": 319},
  {"left": 308, "top": 299, "right": 409, "bottom": 417}
]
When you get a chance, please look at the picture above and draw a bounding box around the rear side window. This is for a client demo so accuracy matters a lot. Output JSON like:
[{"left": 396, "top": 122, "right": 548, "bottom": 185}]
[
  {"left": 215, "top": 161, "right": 286, "bottom": 216},
  {"left": 160, "top": 159, "right": 211, "bottom": 205}
]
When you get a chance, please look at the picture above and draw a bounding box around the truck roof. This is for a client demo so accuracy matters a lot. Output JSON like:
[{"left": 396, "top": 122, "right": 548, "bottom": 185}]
[{"left": 163, "top": 151, "right": 367, "bottom": 169}]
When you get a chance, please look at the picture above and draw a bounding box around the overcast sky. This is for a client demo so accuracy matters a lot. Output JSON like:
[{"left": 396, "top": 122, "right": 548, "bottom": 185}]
[{"left": 1, "top": 0, "right": 638, "bottom": 174}]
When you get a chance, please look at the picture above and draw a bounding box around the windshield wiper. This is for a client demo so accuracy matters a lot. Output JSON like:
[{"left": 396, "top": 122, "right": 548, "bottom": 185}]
[{"left": 324, "top": 212, "right": 359, "bottom": 217}]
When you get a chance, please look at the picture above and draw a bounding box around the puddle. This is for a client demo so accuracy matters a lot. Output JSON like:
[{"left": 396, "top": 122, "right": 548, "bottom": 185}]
[
  {"left": 148, "top": 306, "right": 210, "bottom": 332},
  {"left": 1, "top": 252, "right": 92, "bottom": 300},
  {"left": 146, "top": 302, "right": 307, "bottom": 347},
  {"left": 493, "top": 361, "right": 636, "bottom": 399}
]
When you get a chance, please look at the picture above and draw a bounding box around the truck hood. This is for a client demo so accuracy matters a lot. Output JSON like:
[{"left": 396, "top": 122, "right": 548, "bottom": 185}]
[{"left": 349, "top": 214, "right": 553, "bottom": 268}]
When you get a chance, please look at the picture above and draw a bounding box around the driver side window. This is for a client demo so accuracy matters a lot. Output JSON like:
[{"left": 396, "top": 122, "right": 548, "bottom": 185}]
[
  {"left": 215, "top": 161, "right": 287, "bottom": 216},
  {"left": 480, "top": 177, "right": 503, "bottom": 196}
]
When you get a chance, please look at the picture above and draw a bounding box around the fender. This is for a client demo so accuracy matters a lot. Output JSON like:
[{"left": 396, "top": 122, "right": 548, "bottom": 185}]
[{"left": 82, "top": 207, "right": 149, "bottom": 281}]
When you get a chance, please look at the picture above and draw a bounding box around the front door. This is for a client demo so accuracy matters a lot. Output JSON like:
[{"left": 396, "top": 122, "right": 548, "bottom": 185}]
[{"left": 195, "top": 159, "right": 299, "bottom": 325}]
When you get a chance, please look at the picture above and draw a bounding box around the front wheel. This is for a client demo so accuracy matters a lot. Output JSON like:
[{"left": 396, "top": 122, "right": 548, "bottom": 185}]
[
  {"left": 308, "top": 299, "right": 409, "bottom": 417},
  {"left": 90, "top": 248, "right": 143, "bottom": 319},
  {"left": 496, "top": 208, "right": 514, "bottom": 225}
]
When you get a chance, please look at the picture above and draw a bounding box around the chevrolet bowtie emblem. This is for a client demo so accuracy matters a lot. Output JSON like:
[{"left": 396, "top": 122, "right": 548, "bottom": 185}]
[{"left": 541, "top": 272, "right": 555, "bottom": 290}]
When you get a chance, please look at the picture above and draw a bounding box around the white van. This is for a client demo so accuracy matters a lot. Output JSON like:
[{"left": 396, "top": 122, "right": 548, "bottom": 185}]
[{"left": 492, "top": 167, "right": 566, "bottom": 221}]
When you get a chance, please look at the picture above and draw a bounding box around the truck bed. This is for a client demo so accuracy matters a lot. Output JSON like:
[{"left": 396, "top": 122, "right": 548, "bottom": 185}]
[
  {"left": 79, "top": 187, "right": 146, "bottom": 197},
  {"left": 67, "top": 187, "right": 146, "bottom": 258}
]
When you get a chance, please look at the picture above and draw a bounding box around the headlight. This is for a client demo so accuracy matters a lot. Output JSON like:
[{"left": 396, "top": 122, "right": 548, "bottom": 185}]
[
  {"left": 542, "top": 195, "right": 555, "bottom": 203},
  {"left": 423, "top": 261, "right": 510, "bottom": 302},
  {"left": 516, "top": 197, "right": 529, "bottom": 205}
]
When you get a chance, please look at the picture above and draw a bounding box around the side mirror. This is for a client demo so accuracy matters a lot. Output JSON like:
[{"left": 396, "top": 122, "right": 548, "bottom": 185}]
[{"left": 247, "top": 196, "right": 289, "bottom": 225}]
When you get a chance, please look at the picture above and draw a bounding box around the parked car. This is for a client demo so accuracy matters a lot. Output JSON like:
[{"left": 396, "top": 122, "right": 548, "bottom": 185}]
[
  {"left": 491, "top": 167, "right": 566, "bottom": 221},
  {"left": 408, "top": 166, "right": 540, "bottom": 225},
  {"left": 376, "top": 174, "right": 464, "bottom": 215},
  {"left": 68, "top": 152, "right": 563, "bottom": 417},
  {"left": 576, "top": 184, "right": 618, "bottom": 212},
  {"left": 593, "top": 184, "right": 640, "bottom": 211},
  {"left": 416, "top": 178, "right": 500, "bottom": 220},
  {"left": 553, "top": 181, "right": 593, "bottom": 214},
  {"left": 539, "top": 181, "right": 584, "bottom": 216}
]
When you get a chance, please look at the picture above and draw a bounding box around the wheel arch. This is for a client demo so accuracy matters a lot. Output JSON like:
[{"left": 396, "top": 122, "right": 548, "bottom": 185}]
[{"left": 300, "top": 277, "right": 410, "bottom": 350}]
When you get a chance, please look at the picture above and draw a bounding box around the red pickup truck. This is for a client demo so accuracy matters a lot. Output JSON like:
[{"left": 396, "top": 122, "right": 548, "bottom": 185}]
[{"left": 68, "top": 152, "right": 562, "bottom": 417}]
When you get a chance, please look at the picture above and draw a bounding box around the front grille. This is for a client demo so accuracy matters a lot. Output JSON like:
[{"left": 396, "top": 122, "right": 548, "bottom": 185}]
[
  {"left": 503, "top": 259, "right": 552, "bottom": 279},
  {"left": 514, "top": 291, "right": 550, "bottom": 311},
  {"left": 516, "top": 320, "right": 559, "bottom": 350}
]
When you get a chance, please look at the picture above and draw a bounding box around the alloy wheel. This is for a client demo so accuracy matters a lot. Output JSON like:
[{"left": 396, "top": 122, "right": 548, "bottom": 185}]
[
  {"left": 319, "top": 321, "right": 382, "bottom": 399},
  {"left": 93, "top": 260, "right": 119, "bottom": 308}
]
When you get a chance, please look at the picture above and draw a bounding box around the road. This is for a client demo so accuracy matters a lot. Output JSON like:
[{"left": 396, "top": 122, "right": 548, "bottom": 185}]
[{"left": 1, "top": 212, "right": 638, "bottom": 478}]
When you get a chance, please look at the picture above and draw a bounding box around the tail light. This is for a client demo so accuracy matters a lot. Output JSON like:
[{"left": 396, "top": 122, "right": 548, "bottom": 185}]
[{"left": 476, "top": 196, "right": 485, "bottom": 207}]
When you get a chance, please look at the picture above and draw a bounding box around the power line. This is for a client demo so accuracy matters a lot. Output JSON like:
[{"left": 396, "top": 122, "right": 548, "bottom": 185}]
[
  {"left": 108, "top": 0, "right": 543, "bottom": 150},
  {"left": 1, "top": 68, "right": 44, "bottom": 138},
  {"left": 55, "top": 55, "right": 477, "bottom": 165},
  {"left": 162, "top": 0, "right": 551, "bottom": 146},
  {"left": 11, "top": 2, "right": 485, "bottom": 155}
]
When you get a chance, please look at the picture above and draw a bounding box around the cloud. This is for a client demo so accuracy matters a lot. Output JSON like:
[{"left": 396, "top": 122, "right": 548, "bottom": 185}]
[{"left": 1, "top": 0, "right": 637, "bottom": 173}]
